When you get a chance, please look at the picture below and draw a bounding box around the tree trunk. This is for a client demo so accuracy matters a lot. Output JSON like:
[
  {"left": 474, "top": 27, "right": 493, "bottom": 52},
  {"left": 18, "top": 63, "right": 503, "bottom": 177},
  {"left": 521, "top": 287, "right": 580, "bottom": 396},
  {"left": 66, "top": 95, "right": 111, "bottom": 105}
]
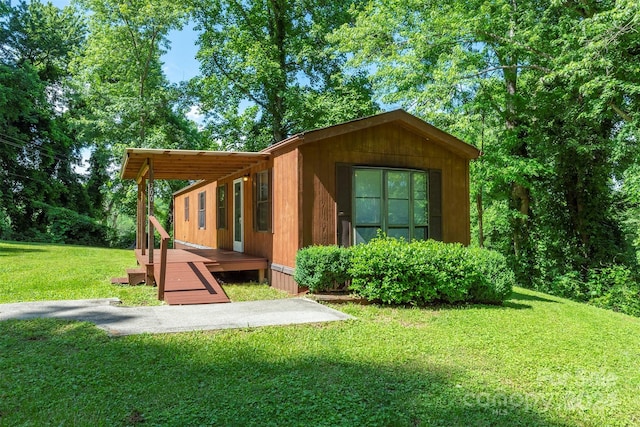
[
  {"left": 268, "top": 0, "right": 288, "bottom": 143},
  {"left": 476, "top": 190, "right": 484, "bottom": 248}
]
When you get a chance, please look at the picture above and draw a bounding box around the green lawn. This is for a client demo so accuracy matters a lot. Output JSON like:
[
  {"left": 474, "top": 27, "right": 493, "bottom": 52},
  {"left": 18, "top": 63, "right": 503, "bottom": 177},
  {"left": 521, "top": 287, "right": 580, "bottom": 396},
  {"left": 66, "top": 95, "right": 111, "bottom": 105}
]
[
  {"left": 0, "top": 240, "right": 286, "bottom": 305},
  {"left": 0, "top": 241, "right": 639, "bottom": 426}
]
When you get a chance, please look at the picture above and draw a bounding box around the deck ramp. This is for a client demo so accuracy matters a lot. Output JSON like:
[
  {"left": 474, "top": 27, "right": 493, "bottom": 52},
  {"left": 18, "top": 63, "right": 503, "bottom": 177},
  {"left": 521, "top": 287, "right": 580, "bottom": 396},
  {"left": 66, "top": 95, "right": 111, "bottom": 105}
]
[{"left": 156, "top": 261, "right": 230, "bottom": 305}]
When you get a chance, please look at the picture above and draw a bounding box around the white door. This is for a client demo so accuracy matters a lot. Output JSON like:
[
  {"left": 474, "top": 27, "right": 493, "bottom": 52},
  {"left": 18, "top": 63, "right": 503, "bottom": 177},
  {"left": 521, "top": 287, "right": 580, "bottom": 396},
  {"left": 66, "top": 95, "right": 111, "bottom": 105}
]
[{"left": 233, "top": 178, "right": 244, "bottom": 252}]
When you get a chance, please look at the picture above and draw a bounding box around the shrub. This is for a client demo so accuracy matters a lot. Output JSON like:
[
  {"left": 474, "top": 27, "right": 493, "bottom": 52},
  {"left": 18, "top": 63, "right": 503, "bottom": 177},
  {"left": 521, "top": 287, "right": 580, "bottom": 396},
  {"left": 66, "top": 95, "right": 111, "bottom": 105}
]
[
  {"left": 348, "top": 236, "right": 435, "bottom": 304},
  {"left": 587, "top": 266, "right": 640, "bottom": 317},
  {"left": 294, "top": 245, "right": 351, "bottom": 292},
  {"left": 466, "top": 248, "right": 515, "bottom": 304},
  {"left": 349, "top": 235, "right": 514, "bottom": 306},
  {"left": 33, "top": 202, "right": 109, "bottom": 247}
]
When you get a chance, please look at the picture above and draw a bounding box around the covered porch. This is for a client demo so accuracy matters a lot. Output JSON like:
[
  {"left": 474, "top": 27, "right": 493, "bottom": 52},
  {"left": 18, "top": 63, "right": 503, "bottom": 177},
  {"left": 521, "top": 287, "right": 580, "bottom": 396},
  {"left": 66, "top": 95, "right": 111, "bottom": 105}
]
[{"left": 119, "top": 148, "right": 270, "bottom": 305}]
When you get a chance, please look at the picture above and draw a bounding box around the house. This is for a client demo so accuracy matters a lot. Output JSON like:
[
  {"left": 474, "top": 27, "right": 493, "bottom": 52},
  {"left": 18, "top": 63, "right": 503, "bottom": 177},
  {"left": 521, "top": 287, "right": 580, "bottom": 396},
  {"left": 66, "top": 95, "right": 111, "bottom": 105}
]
[
  {"left": 121, "top": 109, "right": 480, "bottom": 298},
  {"left": 117, "top": 110, "right": 480, "bottom": 304}
]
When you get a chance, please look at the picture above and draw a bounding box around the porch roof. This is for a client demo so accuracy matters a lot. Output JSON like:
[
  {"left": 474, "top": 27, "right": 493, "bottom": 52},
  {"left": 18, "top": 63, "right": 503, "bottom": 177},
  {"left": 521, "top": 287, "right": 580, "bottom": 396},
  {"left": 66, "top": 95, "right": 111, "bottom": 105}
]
[{"left": 120, "top": 148, "right": 270, "bottom": 181}]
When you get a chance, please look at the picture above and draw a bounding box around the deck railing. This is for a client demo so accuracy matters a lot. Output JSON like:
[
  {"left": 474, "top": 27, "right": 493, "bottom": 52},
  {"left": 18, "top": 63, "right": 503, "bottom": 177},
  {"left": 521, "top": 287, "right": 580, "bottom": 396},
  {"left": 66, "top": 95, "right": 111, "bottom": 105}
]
[{"left": 148, "top": 216, "right": 169, "bottom": 301}]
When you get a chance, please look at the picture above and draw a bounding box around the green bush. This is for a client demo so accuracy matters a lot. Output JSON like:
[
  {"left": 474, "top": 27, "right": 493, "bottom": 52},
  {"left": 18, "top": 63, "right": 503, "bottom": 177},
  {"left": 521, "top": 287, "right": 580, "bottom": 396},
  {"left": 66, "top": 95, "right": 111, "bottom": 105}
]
[
  {"left": 34, "top": 202, "right": 109, "bottom": 247},
  {"left": 294, "top": 245, "right": 351, "bottom": 292},
  {"left": 348, "top": 236, "right": 435, "bottom": 304},
  {"left": 349, "top": 235, "right": 514, "bottom": 305},
  {"left": 466, "top": 248, "right": 515, "bottom": 304},
  {"left": 587, "top": 266, "right": 640, "bottom": 317}
]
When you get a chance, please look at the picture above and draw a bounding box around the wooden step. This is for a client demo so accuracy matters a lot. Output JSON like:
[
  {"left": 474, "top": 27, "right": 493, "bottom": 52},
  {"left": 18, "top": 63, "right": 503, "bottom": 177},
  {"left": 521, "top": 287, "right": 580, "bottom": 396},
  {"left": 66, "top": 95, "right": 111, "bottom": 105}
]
[
  {"left": 127, "top": 268, "right": 146, "bottom": 285},
  {"left": 164, "top": 289, "right": 229, "bottom": 305}
]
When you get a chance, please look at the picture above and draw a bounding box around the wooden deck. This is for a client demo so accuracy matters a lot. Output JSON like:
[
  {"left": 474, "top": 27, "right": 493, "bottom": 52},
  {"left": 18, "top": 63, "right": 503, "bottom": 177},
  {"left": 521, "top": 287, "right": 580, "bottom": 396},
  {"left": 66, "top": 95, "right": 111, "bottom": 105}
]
[{"left": 133, "top": 249, "right": 268, "bottom": 305}]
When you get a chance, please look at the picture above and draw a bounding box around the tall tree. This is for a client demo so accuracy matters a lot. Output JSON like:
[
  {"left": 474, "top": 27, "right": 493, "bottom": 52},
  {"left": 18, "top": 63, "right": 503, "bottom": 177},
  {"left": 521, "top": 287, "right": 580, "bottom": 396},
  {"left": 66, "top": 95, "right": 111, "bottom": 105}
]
[
  {"left": 192, "top": 0, "right": 378, "bottom": 150},
  {"left": 0, "top": 0, "right": 89, "bottom": 239},
  {"left": 334, "top": 0, "right": 639, "bottom": 291},
  {"left": 75, "top": 0, "right": 189, "bottom": 150},
  {"left": 73, "top": 0, "right": 196, "bottom": 234}
]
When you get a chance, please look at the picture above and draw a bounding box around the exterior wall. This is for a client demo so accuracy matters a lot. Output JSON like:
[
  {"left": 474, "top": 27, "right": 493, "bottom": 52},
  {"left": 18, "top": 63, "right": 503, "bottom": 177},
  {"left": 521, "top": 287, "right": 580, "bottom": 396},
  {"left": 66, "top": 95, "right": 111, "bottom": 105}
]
[
  {"left": 172, "top": 119, "right": 474, "bottom": 295},
  {"left": 299, "top": 122, "right": 472, "bottom": 247},
  {"left": 215, "top": 158, "right": 274, "bottom": 259},
  {"left": 173, "top": 152, "right": 301, "bottom": 294},
  {"left": 173, "top": 181, "right": 217, "bottom": 248},
  {"left": 270, "top": 147, "right": 300, "bottom": 268}
]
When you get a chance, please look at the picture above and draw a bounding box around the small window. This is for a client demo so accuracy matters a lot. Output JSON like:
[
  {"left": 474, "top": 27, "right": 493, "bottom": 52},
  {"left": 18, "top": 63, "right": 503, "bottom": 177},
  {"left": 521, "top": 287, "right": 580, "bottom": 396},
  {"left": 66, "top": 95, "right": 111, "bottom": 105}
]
[
  {"left": 198, "top": 191, "right": 206, "bottom": 229},
  {"left": 217, "top": 184, "right": 226, "bottom": 229},
  {"left": 254, "top": 170, "right": 271, "bottom": 232},
  {"left": 184, "top": 196, "right": 189, "bottom": 222}
]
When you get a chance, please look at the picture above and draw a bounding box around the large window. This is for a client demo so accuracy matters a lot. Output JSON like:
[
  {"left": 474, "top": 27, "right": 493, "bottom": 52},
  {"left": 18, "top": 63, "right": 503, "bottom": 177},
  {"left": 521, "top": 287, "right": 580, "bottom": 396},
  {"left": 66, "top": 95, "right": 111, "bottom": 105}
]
[
  {"left": 254, "top": 170, "right": 271, "bottom": 232},
  {"left": 198, "top": 191, "right": 206, "bottom": 229},
  {"left": 353, "top": 168, "right": 428, "bottom": 244},
  {"left": 217, "top": 184, "right": 226, "bottom": 229}
]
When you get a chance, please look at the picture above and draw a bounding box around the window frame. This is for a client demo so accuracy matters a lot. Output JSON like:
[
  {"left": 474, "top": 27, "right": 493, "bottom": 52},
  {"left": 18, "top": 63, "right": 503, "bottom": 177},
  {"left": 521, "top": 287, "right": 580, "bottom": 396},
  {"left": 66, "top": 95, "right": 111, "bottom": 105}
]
[
  {"left": 184, "top": 196, "right": 189, "bottom": 222},
  {"left": 352, "top": 167, "right": 429, "bottom": 244},
  {"left": 197, "top": 191, "right": 206, "bottom": 230},
  {"left": 216, "top": 184, "right": 227, "bottom": 229},
  {"left": 253, "top": 170, "right": 272, "bottom": 232}
]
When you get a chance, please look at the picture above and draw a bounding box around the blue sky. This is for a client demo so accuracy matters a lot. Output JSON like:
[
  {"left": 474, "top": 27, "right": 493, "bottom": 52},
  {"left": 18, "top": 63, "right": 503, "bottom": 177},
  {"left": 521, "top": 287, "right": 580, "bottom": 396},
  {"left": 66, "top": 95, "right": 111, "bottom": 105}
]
[{"left": 49, "top": 0, "right": 201, "bottom": 84}]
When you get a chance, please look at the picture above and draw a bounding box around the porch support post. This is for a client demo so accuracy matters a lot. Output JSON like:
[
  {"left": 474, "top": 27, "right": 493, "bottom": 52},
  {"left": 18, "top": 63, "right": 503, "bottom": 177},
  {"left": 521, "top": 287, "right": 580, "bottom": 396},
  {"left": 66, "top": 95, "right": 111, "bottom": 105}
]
[
  {"left": 146, "top": 158, "right": 155, "bottom": 286},
  {"left": 135, "top": 158, "right": 149, "bottom": 256},
  {"left": 136, "top": 181, "right": 145, "bottom": 252}
]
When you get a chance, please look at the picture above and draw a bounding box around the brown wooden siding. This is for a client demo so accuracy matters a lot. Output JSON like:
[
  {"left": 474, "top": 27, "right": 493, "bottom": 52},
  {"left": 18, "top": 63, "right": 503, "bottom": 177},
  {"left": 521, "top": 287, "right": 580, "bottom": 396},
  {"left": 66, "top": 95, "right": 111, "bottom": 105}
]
[
  {"left": 270, "top": 147, "right": 300, "bottom": 267},
  {"left": 174, "top": 120, "right": 473, "bottom": 291},
  {"left": 298, "top": 122, "right": 472, "bottom": 246},
  {"left": 173, "top": 181, "right": 217, "bottom": 248},
  {"left": 214, "top": 158, "right": 275, "bottom": 261}
]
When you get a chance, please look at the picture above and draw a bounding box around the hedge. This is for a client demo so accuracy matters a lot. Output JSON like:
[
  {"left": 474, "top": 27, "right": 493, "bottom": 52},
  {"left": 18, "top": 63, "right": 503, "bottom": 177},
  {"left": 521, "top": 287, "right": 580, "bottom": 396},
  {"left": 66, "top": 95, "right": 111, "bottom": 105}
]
[
  {"left": 294, "top": 245, "right": 351, "bottom": 292},
  {"left": 348, "top": 236, "right": 514, "bottom": 305},
  {"left": 294, "top": 235, "right": 514, "bottom": 305}
]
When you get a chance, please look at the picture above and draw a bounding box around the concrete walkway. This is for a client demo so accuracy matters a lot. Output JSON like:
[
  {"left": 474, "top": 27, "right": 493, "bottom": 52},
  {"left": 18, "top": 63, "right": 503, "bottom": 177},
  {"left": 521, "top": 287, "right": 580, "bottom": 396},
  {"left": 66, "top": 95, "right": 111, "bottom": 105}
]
[{"left": 0, "top": 298, "right": 353, "bottom": 336}]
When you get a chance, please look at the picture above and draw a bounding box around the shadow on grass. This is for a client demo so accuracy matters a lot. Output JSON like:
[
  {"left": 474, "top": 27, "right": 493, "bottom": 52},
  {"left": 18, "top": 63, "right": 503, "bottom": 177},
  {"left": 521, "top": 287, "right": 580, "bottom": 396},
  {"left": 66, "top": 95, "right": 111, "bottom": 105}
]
[
  {"left": 0, "top": 319, "right": 567, "bottom": 426},
  {"left": 0, "top": 246, "right": 47, "bottom": 256},
  {"left": 509, "top": 291, "right": 560, "bottom": 304}
]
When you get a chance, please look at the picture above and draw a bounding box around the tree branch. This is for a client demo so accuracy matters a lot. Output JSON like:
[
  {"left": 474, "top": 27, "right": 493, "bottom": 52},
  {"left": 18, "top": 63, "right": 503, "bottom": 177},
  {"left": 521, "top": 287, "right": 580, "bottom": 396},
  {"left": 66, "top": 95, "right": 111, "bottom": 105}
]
[
  {"left": 210, "top": 53, "right": 269, "bottom": 110},
  {"left": 463, "top": 64, "right": 551, "bottom": 79},
  {"left": 609, "top": 102, "right": 633, "bottom": 122},
  {"left": 479, "top": 30, "right": 554, "bottom": 60}
]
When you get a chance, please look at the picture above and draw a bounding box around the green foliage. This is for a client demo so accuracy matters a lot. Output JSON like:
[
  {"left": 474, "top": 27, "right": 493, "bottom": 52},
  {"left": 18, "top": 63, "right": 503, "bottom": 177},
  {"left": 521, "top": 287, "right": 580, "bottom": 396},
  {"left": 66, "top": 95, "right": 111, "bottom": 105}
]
[
  {"left": 335, "top": 0, "right": 640, "bottom": 310},
  {"left": 294, "top": 245, "right": 351, "bottom": 292},
  {"left": 587, "top": 267, "right": 640, "bottom": 317},
  {"left": 192, "top": 0, "right": 378, "bottom": 149},
  {"left": 466, "top": 247, "right": 516, "bottom": 304},
  {"left": 0, "top": 1, "right": 99, "bottom": 243},
  {"left": 532, "top": 265, "right": 640, "bottom": 318},
  {"left": 32, "top": 202, "right": 109, "bottom": 247},
  {"left": 348, "top": 235, "right": 514, "bottom": 306}
]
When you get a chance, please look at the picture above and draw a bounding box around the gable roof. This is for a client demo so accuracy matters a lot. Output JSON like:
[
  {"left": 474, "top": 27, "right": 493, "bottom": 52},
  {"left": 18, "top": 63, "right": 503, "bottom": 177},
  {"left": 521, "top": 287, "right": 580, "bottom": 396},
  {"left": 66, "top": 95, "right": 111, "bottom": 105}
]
[
  {"left": 263, "top": 109, "right": 481, "bottom": 160},
  {"left": 120, "top": 110, "right": 479, "bottom": 183}
]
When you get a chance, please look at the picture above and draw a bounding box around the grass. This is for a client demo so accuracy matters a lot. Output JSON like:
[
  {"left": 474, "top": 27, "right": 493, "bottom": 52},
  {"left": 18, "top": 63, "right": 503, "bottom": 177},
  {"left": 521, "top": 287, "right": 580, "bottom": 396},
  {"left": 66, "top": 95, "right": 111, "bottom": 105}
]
[
  {"left": 0, "top": 240, "right": 287, "bottom": 305},
  {"left": 1, "top": 241, "right": 639, "bottom": 425},
  {"left": 0, "top": 240, "right": 158, "bottom": 305}
]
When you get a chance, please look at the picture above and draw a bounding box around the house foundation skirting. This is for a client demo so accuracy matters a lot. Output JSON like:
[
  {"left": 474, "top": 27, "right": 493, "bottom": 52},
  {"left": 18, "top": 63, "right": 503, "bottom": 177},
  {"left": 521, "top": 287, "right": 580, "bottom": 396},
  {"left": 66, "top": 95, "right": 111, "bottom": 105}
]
[{"left": 270, "top": 263, "right": 298, "bottom": 294}]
